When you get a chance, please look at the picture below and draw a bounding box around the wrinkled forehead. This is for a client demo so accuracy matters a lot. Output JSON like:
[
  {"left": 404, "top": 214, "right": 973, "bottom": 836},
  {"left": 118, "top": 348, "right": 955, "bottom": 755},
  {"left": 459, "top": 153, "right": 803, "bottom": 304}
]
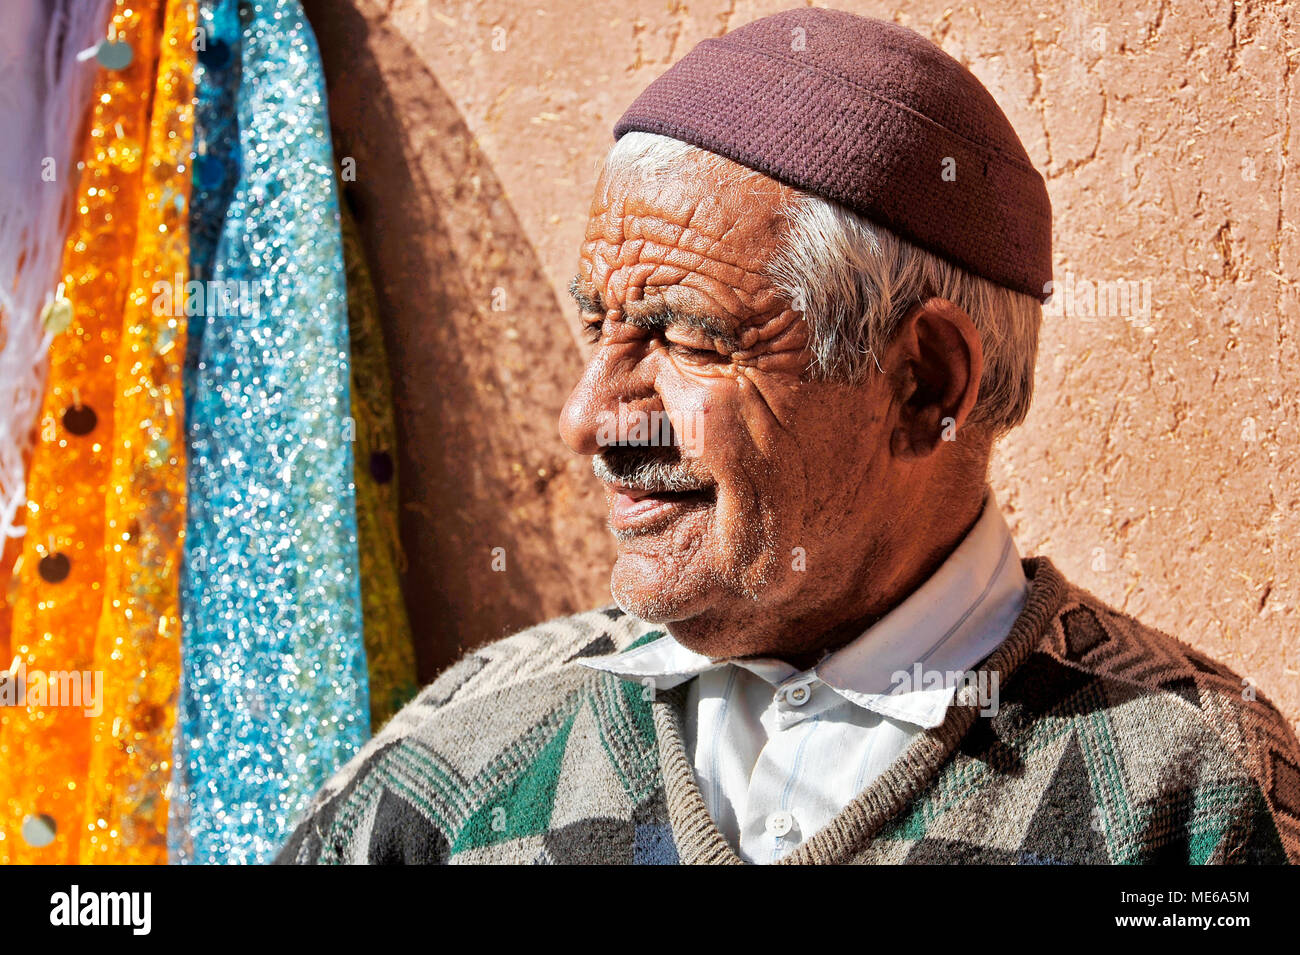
[{"left": 578, "top": 150, "right": 794, "bottom": 309}]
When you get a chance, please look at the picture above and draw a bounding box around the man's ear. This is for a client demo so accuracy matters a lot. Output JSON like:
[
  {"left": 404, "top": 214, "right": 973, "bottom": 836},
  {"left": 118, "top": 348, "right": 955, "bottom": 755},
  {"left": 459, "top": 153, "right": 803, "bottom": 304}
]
[{"left": 885, "top": 297, "right": 983, "bottom": 460}]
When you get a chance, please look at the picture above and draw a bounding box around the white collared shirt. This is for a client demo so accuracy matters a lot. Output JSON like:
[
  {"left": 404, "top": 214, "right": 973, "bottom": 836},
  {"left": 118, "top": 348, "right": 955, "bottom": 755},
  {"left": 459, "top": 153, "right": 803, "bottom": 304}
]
[{"left": 580, "top": 491, "right": 1028, "bottom": 863}]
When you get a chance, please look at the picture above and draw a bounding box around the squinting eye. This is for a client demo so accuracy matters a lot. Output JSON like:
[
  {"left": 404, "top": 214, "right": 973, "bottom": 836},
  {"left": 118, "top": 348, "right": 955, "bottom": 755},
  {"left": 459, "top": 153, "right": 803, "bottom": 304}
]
[
  {"left": 664, "top": 330, "right": 722, "bottom": 358},
  {"left": 582, "top": 319, "right": 603, "bottom": 344},
  {"left": 667, "top": 341, "right": 717, "bottom": 360}
]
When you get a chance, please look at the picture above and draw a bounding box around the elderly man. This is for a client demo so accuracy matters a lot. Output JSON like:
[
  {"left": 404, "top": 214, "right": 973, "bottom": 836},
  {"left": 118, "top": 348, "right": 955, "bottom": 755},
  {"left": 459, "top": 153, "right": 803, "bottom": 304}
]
[{"left": 277, "top": 8, "right": 1300, "bottom": 865}]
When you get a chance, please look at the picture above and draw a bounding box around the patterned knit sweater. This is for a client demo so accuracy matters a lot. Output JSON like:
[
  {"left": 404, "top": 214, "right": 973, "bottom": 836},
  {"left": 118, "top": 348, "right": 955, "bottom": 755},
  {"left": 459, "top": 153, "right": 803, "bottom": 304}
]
[{"left": 275, "top": 558, "right": 1300, "bottom": 864}]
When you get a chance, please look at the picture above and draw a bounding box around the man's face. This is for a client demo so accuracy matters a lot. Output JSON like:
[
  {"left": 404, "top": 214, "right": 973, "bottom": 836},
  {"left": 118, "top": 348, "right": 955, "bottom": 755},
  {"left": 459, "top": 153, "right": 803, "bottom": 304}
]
[{"left": 560, "top": 153, "right": 902, "bottom": 659}]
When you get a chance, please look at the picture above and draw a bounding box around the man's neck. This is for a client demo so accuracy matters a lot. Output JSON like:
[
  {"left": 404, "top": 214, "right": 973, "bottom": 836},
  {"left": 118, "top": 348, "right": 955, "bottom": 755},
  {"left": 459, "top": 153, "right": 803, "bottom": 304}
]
[{"left": 757, "top": 488, "right": 989, "bottom": 671}]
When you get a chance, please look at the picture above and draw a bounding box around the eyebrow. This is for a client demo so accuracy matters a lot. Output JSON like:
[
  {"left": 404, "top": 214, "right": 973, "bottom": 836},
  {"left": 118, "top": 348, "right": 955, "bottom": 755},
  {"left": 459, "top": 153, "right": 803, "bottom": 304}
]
[
  {"left": 567, "top": 274, "right": 740, "bottom": 351},
  {"left": 568, "top": 275, "right": 603, "bottom": 313}
]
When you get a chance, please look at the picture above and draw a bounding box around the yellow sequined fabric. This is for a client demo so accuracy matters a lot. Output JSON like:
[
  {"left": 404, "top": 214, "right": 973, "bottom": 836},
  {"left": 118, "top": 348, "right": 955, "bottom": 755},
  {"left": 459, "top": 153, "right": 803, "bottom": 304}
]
[
  {"left": 0, "top": 0, "right": 193, "bottom": 864},
  {"left": 340, "top": 195, "right": 418, "bottom": 731}
]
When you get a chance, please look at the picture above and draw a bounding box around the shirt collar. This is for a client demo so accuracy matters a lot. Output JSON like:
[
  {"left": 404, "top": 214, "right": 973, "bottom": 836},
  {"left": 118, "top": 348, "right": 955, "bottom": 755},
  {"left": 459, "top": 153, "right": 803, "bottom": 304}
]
[
  {"left": 577, "top": 632, "right": 797, "bottom": 691},
  {"left": 579, "top": 489, "right": 1027, "bottom": 729}
]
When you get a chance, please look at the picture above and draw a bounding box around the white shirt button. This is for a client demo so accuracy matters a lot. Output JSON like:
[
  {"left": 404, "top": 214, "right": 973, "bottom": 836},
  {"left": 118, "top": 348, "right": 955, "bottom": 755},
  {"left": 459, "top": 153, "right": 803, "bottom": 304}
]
[
  {"left": 765, "top": 810, "right": 794, "bottom": 838},
  {"left": 784, "top": 679, "right": 814, "bottom": 706}
]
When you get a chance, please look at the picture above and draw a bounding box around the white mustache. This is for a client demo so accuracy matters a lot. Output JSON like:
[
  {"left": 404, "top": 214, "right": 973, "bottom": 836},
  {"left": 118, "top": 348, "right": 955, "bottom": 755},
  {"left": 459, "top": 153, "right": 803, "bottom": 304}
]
[{"left": 592, "top": 452, "right": 712, "bottom": 494}]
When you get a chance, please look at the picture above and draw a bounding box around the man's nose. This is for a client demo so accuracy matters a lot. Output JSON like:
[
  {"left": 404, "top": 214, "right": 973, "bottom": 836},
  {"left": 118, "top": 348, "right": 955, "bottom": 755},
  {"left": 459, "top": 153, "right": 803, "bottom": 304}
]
[{"left": 559, "top": 350, "right": 656, "bottom": 457}]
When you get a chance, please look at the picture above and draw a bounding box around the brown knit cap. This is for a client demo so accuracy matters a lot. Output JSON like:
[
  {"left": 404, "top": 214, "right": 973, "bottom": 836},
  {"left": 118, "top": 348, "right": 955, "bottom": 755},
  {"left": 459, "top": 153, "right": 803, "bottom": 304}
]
[{"left": 613, "top": 8, "right": 1052, "bottom": 301}]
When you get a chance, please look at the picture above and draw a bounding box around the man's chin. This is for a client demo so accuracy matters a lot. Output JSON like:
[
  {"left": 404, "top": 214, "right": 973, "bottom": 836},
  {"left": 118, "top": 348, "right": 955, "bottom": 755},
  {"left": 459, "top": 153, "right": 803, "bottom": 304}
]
[
  {"left": 607, "top": 530, "right": 780, "bottom": 623},
  {"left": 608, "top": 554, "right": 705, "bottom": 623}
]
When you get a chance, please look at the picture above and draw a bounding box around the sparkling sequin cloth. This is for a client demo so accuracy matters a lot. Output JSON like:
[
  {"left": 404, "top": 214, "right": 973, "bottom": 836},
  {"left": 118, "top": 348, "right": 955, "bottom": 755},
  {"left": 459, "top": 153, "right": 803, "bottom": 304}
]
[
  {"left": 172, "top": 0, "right": 369, "bottom": 865},
  {"left": 0, "top": 0, "right": 191, "bottom": 864},
  {"left": 81, "top": 0, "right": 194, "bottom": 865},
  {"left": 1, "top": 0, "right": 116, "bottom": 663},
  {"left": 340, "top": 195, "right": 418, "bottom": 731}
]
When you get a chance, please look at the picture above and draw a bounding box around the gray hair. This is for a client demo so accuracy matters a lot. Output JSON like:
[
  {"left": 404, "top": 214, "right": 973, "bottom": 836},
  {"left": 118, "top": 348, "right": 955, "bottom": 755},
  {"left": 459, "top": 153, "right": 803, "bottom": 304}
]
[{"left": 602, "top": 131, "right": 1042, "bottom": 437}]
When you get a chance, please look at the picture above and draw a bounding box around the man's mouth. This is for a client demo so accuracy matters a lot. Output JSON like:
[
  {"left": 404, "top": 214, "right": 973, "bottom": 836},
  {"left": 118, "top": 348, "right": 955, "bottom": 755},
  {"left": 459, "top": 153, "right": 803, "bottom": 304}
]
[{"left": 606, "top": 482, "right": 716, "bottom": 532}]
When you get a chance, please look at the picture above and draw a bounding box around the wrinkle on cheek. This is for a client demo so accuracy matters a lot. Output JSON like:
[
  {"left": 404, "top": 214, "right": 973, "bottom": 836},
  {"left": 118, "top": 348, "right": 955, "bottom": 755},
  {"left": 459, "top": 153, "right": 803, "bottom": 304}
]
[
  {"left": 657, "top": 381, "right": 777, "bottom": 587},
  {"left": 733, "top": 367, "right": 801, "bottom": 450},
  {"left": 657, "top": 360, "right": 796, "bottom": 463},
  {"left": 710, "top": 450, "right": 779, "bottom": 597},
  {"left": 665, "top": 375, "right": 774, "bottom": 537},
  {"left": 656, "top": 374, "right": 718, "bottom": 461}
]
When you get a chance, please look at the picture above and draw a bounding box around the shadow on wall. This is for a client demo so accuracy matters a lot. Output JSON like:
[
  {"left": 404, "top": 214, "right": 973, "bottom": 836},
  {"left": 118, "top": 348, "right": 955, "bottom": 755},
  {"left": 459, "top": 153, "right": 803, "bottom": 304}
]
[{"left": 302, "top": 0, "right": 615, "bottom": 683}]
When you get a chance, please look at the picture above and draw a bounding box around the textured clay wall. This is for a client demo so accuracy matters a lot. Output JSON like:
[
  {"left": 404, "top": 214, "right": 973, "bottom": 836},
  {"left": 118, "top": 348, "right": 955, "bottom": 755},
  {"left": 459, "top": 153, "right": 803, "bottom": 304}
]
[{"left": 301, "top": 0, "right": 1300, "bottom": 732}]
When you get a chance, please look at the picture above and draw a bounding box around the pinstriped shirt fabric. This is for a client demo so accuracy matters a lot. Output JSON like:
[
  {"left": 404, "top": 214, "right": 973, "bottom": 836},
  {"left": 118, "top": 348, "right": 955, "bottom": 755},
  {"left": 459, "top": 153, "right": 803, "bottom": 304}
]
[{"left": 580, "top": 491, "right": 1029, "bottom": 863}]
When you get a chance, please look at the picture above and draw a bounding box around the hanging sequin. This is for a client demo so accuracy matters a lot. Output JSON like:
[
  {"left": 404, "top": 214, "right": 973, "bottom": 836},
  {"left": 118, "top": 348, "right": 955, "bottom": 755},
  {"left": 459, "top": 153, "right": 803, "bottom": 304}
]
[
  {"left": 0, "top": 0, "right": 172, "bottom": 865},
  {"left": 339, "top": 194, "right": 418, "bottom": 731},
  {"left": 172, "top": 0, "right": 369, "bottom": 865},
  {"left": 0, "top": 0, "right": 116, "bottom": 723},
  {"left": 79, "top": 0, "right": 194, "bottom": 865}
]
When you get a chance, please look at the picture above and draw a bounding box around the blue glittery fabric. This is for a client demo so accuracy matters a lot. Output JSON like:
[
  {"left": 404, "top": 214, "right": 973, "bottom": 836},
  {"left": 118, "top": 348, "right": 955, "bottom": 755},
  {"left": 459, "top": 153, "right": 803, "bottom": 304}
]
[
  {"left": 174, "top": 0, "right": 370, "bottom": 865},
  {"left": 186, "top": 0, "right": 241, "bottom": 383}
]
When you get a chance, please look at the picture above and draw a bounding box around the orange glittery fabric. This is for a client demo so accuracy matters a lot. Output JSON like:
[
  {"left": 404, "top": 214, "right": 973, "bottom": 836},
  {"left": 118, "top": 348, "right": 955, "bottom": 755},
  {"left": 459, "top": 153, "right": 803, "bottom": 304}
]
[
  {"left": 81, "top": 0, "right": 194, "bottom": 864},
  {"left": 0, "top": 0, "right": 193, "bottom": 865},
  {"left": 0, "top": 536, "right": 19, "bottom": 668}
]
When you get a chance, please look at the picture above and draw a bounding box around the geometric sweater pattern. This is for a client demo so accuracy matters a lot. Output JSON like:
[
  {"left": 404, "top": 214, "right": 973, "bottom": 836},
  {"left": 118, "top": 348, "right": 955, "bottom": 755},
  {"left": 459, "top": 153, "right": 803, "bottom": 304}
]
[{"left": 274, "top": 558, "right": 1300, "bottom": 864}]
